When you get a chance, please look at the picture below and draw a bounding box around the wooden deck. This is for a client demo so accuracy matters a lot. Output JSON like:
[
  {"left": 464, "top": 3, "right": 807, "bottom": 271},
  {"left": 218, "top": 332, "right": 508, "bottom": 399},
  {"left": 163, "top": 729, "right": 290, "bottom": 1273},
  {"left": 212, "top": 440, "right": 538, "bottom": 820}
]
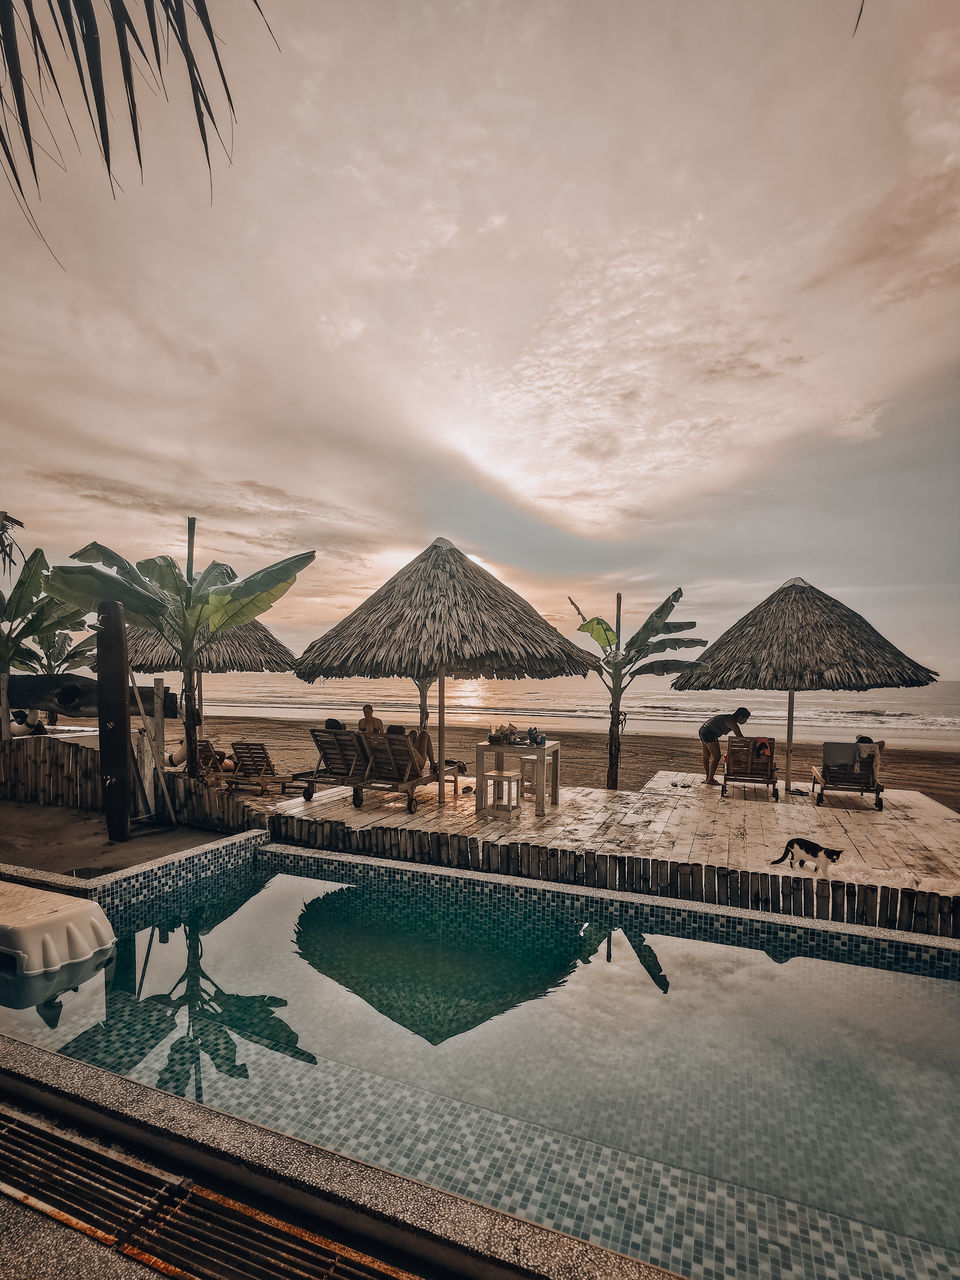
[{"left": 266, "top": 770, "right": 960, "bottom": 900}]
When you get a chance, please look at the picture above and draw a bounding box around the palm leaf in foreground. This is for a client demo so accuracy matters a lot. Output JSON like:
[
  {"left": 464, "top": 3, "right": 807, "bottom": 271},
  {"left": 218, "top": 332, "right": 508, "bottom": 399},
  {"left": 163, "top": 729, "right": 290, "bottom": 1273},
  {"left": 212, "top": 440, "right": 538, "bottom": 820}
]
[{"left": 0, "top": 0, "right": 270, "bottom": 219}]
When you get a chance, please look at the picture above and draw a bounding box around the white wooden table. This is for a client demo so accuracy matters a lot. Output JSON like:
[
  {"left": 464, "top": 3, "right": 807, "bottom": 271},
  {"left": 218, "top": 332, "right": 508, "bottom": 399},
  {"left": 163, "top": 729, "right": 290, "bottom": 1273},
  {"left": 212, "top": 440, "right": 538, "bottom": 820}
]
[{"left": 474, "top": 739, "right": 560, "bottom": 817}]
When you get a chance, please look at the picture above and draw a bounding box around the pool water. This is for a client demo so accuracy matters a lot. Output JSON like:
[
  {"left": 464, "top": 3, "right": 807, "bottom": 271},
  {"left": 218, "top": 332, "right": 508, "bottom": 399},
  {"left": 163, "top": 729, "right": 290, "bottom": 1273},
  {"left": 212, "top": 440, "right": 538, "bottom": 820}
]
[{"left": 1, "top": 860, "right": 958, "bottom": 1280}]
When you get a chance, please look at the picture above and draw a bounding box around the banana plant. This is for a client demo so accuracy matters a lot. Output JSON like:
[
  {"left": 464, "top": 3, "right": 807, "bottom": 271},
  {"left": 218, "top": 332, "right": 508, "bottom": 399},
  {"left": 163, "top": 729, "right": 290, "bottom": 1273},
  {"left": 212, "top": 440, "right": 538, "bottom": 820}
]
[
  {"left": 569, "top": 588, "right": 707, "bottom": 790},
  {"left": 0, "top": 548, "right": 81, "bottom": 741},
  {"left": 28, "top": 621, "right": 98, "bottom": 725},
  {"left": 46, "top": 540, "right": 315, "bottom": 776}
]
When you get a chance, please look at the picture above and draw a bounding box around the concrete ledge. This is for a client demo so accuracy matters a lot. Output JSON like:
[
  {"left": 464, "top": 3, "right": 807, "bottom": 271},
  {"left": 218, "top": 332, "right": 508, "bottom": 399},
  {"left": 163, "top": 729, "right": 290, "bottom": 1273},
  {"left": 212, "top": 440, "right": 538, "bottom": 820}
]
[{"left": 0, "top": 1037, "right": 679, "bottom": 1280}]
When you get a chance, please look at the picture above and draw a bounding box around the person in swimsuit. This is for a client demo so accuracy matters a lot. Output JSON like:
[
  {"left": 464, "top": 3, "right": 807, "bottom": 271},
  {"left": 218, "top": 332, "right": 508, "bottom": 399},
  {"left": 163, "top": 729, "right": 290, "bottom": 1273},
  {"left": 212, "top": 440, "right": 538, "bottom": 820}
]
[
  {"left": 358, "top": 704, "right": 385, "bottom": 734},
  {"left": 698, "top": 707, "right": 750, "bottom": 785}
]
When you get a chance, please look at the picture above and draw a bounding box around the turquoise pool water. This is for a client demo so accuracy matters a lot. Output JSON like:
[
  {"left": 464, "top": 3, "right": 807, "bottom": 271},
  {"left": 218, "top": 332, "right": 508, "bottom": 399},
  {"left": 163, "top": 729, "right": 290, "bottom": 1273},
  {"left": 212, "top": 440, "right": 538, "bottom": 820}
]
[{"left": 1, "top": 857, "right": 958, "bottom": 1280}]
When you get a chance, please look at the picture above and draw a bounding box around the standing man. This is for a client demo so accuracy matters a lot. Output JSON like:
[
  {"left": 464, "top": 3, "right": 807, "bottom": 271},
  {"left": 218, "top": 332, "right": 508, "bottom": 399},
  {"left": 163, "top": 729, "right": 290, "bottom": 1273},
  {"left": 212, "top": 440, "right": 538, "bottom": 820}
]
[{"left": 698, "top": 707, "right": 750, "bottom": 786}]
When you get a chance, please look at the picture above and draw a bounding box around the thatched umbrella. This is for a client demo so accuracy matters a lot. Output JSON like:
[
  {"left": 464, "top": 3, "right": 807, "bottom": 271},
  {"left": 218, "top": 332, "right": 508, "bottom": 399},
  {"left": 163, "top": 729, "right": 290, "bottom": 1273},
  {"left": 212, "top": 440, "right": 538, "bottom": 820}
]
[
  {"left": 125, "top": 619, "right": 295, "bottom": 675},
  {"left": 295, "top": 537, "right": 595, "bottom": 804},
  {"left": 671, "top": 578, "right": 937, "bottom": 790},
  {"left": 125, "top": 618, "right": 295, "bottom": 727}
]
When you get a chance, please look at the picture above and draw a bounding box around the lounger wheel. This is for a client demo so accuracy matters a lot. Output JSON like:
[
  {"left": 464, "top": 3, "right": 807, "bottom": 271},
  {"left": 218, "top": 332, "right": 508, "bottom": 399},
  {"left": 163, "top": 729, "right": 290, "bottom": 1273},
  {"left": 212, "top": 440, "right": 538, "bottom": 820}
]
[
  {"left": 876, "top": 795, "right": 883, "bottom": 811},
  {"left": 352, "top": 788, "right": 364, "bottom": 808},
  {"left": 816, "top": 791, "right": 823, "bottom": 805},
  {"left": 720, "top": 781, "right": 727, "bottom": 797},
  {"left": 406, "top": 794, "right": 418, "bottom": 814},
  {"left": 302, "top": 783, "right": 315, "bottom": 801},
  {"left": 772, "top": 786, "right": 779, "bottom": 802}
]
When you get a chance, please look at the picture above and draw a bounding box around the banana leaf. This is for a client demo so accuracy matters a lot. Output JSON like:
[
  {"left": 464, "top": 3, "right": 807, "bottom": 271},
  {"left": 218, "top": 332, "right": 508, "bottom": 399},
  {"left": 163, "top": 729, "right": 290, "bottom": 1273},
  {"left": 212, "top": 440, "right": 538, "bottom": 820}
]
[
  {"left": 204, "top": 551, "right": 315, "bottom": 632},
  {"left": 628, "top": 658, "right": 700, "bottom": 678},
  {"left": 3, "top": 548, "right": 47, "bottom": 622},
  {"left": 635, "top": 636, "right": 707, "bottom": 657},
  {"left": 45, "top": 564, "right": 165, "bottom": 624},
  {"left": 577, "top": 616, "right": 618, "bottom": 650},
  {"left": 136, "top": 555, "right": 189, "bottom": 603},
  {"left": 622, "top": 588, "right": 683, "bottom": 658}
]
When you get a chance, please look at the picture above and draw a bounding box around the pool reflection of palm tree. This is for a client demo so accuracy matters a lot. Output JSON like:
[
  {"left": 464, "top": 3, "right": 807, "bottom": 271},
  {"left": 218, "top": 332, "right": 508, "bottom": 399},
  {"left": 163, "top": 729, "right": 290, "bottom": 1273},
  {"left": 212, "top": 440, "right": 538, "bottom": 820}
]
[{"left": 59, "top": 921, "right": 315, "bottom": 1101}]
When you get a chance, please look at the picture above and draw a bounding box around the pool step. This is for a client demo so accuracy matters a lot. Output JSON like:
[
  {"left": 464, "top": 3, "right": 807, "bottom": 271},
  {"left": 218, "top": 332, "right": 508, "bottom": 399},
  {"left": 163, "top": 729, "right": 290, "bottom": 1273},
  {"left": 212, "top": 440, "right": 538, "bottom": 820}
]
[{"left": 0, "top": 1108, "right": 423, "bottom": 1280}]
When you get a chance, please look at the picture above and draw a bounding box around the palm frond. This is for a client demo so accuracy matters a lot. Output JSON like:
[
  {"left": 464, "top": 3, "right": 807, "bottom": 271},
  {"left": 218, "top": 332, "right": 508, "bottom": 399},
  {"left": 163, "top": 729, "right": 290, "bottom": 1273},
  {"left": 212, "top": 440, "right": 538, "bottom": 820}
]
[{"left": 0, "top": 1, "right": 270, "bottom": 207}]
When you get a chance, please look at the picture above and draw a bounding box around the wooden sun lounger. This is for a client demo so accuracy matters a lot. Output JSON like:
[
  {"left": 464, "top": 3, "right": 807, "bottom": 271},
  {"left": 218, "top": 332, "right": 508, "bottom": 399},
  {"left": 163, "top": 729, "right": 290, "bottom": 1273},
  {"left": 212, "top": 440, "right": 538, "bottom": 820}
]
[
  {"left": 811, "top": 741, "right": 884, "bottom": 810},
  {"left": 721, "top": 736, "right": 779, "bottom": 801},
  {"left": 293, "top": 727, "right": 371, "bottom": 804},
  {"left": 360, "top": 732, "right": 461, "bottom": 815},
  {"left": 195, "top": 738, "right": 227, "bottom": 785},
  {"left": 294, "top": 727, "right": 460, "bottom": 814},
  {"left": 225, "top": 741, "right": 294, "bottom": 795}
]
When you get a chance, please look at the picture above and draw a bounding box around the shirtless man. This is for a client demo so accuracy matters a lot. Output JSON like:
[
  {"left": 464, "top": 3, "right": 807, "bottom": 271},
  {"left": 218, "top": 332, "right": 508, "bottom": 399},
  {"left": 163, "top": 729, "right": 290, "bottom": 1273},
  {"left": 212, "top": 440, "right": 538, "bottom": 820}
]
[
  {"left": 358, "top": 704, "right": 384, "bottom": 734},
  {"left": 698, "top": 707, "right": 750, "bottom": 785}
]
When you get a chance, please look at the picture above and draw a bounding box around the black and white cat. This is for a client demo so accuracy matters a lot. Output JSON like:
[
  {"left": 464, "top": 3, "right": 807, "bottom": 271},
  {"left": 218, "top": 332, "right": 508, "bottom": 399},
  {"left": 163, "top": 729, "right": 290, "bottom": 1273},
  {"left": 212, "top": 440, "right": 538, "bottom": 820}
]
[{"left": 770, "top": 837, "right": 843, "bottom": 874}]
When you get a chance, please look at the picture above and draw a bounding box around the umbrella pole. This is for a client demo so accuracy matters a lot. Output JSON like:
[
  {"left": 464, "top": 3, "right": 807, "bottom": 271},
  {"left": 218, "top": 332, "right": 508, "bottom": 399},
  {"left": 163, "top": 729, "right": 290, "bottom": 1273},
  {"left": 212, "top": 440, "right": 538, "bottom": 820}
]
[
  {"left": 785, "top": 689, "right": 795, "bottom": 792},
  {"left": 437, "top": 667, "right": 446, "bottom": 807}
]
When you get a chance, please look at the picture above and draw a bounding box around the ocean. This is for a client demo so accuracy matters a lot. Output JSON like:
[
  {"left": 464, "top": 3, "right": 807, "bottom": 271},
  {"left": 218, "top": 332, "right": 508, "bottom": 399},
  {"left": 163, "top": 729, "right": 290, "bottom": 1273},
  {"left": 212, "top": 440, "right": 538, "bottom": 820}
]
[{"left": 192, "top": 672, "right": 960, "bottom": 752}]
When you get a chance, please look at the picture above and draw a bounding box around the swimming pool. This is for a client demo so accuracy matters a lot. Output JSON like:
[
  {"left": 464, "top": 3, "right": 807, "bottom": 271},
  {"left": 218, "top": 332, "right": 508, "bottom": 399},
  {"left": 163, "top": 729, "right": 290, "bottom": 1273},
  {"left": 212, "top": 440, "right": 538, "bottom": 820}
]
[{"left": 1, "top": 842, "right": 958, "bottom": 1280}]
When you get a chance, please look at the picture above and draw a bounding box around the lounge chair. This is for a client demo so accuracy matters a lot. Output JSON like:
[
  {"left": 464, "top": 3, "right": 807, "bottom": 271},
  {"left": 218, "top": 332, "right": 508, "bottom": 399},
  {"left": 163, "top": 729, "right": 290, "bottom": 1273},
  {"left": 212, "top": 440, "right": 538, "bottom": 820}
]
[
  {"left": 721, "top": 735, "right": 779, "bottom": 801},
  {"left": 811, "top": 741, "right": 884, "bottom": 810},
  {"left": 360, "top": 731, "right": 461, "bottom": 815},
  {"left": 294, "top": 726, "right": 460, "bottom": 814},
  {"left": 195, "top": 738, "right": 227, "bottom": 785},
  {"left": 294, "top": 726, "right": 371, "bottom": 804},
  {"left": 226, "top": 741, "right": 294, "bottom": 795}
]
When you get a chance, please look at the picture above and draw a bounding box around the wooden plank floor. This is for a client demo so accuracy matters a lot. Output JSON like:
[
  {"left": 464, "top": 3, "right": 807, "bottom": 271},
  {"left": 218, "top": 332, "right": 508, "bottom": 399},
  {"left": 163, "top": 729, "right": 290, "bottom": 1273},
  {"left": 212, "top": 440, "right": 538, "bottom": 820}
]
[{"left": 265, "top": 771, "right": 960, "bottom": 896}]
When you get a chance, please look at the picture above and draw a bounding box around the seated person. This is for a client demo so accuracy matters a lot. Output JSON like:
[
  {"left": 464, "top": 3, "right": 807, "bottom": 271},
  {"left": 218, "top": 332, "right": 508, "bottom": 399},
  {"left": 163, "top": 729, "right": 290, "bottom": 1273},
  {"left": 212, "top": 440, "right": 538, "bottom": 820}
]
[
  {"left": 165, "top": 738, "right": 235, "bottom": 771},
  {"left": 10, "top": 709, "right": 46, "bottom": 737},
  {"left": 386, "top": 723, "right": 437, "bottom": 774},
  {"left": 358, "top": 703, "right": 384, "bottom": 735},
  {"left": 407, "top": 727, "right": 437, "bottom": 774},
  {"left": 324, "top": 717, "right": 346, "bottom": 731}
]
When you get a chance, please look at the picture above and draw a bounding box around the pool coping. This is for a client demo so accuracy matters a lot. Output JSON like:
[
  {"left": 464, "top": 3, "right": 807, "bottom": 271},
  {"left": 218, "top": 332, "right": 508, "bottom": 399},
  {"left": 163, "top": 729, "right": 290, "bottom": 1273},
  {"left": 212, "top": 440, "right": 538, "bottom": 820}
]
[{"left": 0, "top": 1035, "right": 676, "bottom": 1280}]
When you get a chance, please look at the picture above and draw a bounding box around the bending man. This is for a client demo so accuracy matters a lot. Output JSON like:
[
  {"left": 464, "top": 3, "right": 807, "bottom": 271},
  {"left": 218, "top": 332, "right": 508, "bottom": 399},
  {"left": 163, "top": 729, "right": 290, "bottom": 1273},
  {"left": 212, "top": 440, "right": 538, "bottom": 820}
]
[{"left": 698, "top": 707, "right": 750, "bottom": 786}]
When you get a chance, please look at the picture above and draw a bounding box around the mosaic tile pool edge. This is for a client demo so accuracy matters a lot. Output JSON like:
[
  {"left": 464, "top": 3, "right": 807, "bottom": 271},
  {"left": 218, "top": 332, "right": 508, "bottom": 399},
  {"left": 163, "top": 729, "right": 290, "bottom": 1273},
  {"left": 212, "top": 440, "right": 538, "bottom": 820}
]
[
  {"left": 256, "top": 845, "right": 960, "bottom": 983},
  {"left": 3, "top": 829, "right": 956, "bottom": 980}
]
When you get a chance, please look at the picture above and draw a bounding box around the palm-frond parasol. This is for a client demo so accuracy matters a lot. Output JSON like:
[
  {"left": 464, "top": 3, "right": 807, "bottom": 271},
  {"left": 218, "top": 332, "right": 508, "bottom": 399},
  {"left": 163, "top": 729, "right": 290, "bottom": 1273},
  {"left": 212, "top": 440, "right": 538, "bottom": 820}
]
[
  {"left": 126, "top": 619, "right": 295, "bottom": 674},
  {"left": 671, "top": 577, "right": 938, "bottom": 789},
  {"left": 125, "top": 618, "right": 295, "bottom": 728},
  {"left": 295, "top": 537, "right": 595, "bottom": 803}
]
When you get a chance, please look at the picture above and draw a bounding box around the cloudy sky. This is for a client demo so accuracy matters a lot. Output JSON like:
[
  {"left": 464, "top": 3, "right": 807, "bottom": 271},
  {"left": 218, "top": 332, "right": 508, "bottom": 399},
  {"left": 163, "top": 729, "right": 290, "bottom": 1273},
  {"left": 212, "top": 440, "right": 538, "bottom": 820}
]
[{"left": 2, "top": 0, "right": 958, "bottom": 675}]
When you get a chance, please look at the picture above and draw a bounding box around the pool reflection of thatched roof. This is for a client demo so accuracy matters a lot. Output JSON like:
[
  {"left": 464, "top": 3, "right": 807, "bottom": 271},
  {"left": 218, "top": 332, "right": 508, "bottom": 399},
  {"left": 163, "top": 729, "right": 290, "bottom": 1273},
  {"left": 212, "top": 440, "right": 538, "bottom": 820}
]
[
  {"left": 295, "top": 537, "right": 595, "bottom": 682},
  {"left": 294, "top": 884, "right": 603, "bottom": 1044},
  {"left": 125, "top": 618, "right": 295, "bottom": 674},
  {"left": 671, "top": 578, "right": 937, "bottom": 693}
]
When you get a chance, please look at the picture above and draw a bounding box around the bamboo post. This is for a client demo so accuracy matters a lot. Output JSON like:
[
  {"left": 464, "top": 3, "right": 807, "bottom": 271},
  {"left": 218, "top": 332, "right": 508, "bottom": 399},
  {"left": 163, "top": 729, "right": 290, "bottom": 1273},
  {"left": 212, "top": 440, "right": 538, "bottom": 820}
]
[
  {"left": 785, "top": 689, "right": 795, "bottom": 792},
  {"left": 437, "top": 666, "right": 446, "bottom": 807},
  {"left": 129, "top": 667, "right": 177, "bottom": 824},
  {"left": 153, "top": 678, "right": 166, "bottom": 764}
]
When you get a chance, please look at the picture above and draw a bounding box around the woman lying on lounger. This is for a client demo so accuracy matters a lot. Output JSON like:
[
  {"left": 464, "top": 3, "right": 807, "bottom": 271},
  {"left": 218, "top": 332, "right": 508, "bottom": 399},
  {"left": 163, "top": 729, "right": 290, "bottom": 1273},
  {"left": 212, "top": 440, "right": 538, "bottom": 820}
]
[{"left": 385, "top": 723, "right": 438, "bottom": 773}]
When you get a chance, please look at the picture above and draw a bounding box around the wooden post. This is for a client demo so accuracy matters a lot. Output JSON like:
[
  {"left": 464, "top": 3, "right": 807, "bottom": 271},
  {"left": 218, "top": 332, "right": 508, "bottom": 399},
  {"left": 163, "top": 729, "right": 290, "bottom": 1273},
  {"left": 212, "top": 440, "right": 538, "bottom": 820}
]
[
  {"left": 437, "top": 666, "right": 446, "bottom": 807},
  {"left": 98, "top": 601, "right": 131, "bottom": 841},
  {"left": 153, "top": 678, "right": 166, "bottom": 764},
  {"left": 129, "top": 668, "right": 177, "bottom": 824},
  {"left": 785, "top": 688, "right": 795, "bottom": 792}
]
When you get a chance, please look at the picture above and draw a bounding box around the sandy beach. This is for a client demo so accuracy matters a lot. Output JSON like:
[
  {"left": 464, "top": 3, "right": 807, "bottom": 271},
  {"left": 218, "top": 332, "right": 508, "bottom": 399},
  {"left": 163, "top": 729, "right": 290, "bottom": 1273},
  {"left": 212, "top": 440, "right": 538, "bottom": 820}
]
[{"left": 200, "top": 714, "right": 960, "bottom": 815}]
